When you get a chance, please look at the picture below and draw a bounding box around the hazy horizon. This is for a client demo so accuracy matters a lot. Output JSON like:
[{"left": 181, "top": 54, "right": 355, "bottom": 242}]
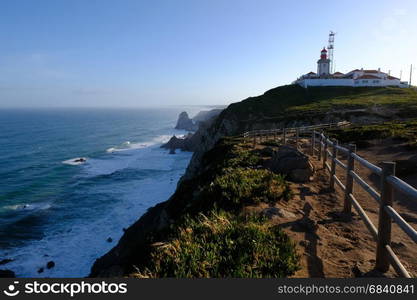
[{"left": 1, "top": 0, "right": 416, "bottom": 108}]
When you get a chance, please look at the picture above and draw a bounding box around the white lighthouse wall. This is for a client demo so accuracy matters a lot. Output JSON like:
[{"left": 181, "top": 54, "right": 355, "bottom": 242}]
[
  {"left": 299, "top": 79, "right": 354, "bottom": 87},
  {"left": 297, "top": 78, "right": 407, "bottom": 88}
]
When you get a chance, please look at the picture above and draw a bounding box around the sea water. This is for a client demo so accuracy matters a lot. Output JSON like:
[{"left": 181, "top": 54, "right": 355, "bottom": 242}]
[{"left": 0, "top": 107, "right": 202, "bottom": 277}]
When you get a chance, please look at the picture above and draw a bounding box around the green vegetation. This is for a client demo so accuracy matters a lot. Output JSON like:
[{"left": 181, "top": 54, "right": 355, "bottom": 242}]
[
  {"left": 223, "top": 85, "right": 417, "bottom": 127},
  {"left": 326, "top": 119, "right": 417, "bottom": 148},
  {"left": 130, "top": 137, "right": 298, "bottom": 278},
  {"left": 205, "top": 168, "right": 290, "bottom": 211},
  {"left": 260, "top": 140, "right": 282, "bottom": 147},
  {"left": 135, "top": 210, "right": 299, "bottom": 278}
]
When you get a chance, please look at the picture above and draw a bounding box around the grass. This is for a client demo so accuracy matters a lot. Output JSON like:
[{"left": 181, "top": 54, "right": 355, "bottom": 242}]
[
  {"left": 203, "top": 168, "right": 290, "bottom": 211},
  {"left": 326, "top": 119, "right": 417, "bottom": 148},
  {"left": 260, "top": 140, "right": 282, "bottom": 147},
  {"left": 221, "top": 85, "right": 417, "bottom": 128},
  {"left": 133, "top": 210, "right": 299, "bottom": 278}
]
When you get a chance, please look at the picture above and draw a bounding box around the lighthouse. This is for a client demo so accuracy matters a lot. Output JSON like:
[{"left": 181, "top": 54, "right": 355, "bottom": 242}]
[{"left": 317, "top": 47, "right": 330, "bottom": 76}]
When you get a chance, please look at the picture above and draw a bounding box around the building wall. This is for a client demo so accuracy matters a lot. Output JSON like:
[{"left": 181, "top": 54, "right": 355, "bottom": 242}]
[
  {"left": 298, "top": 79, "right": 354, "bottom": 88},
  {"left": 297, "top": 78, "right": 407, "bottom": 88}
]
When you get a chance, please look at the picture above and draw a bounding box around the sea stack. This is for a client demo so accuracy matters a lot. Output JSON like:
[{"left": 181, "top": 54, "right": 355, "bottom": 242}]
[{"left": 175, "top": 112, "right": 197, "bottom": 131}]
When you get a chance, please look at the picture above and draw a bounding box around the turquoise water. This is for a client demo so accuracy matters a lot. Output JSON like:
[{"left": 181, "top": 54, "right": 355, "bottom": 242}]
[{"left": 0, "top": 108, "right": 197, "bottom": 277}]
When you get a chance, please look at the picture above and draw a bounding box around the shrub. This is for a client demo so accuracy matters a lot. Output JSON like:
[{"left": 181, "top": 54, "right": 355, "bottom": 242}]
[
  {"left": 134, "top": 210, "right": 299, "bottom": 278},
  {"left": 260, "top": 140, "right": 281, "bottom": 147},
  {"left": 204, "top": 168, "right": 291, "bottom": 210}
]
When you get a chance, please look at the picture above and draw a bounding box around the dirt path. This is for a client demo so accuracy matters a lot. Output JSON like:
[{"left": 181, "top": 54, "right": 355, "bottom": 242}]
[{"left": 252, "top": 138, "right": 417, "bottom": 277}]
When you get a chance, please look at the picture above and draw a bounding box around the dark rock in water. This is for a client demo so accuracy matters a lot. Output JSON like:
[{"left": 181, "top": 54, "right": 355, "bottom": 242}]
[
  {"left": 122, "top": 228, "right": 127, "bottom": 232},
  {"left": 161, "top": 133, "right": 198, "bottom": 152},
  {"left": 107, "top": 237, "right": 113, "bottom": 243},
  {"left": 0, "top": 259, "right": 13, "bottom": 265},
  {"left": 161, "top": 135, "right": 185, "bottom": 150},
  {"left": 175, "top": 112, "right": 197, "bottom": 131},
  {"left": 0, "top": 269, "right": 15, "bottom": 278},
  {"left": 169, "top": 148, "right": 176, "bottom": 154},
  {"left": 46, "top": 261, "right": 55, "bottom": 269},
  {"left": 38, "top": 267, "right": 44, "bottom": 274},
  {"left": 264, "top": 145, "right": 314, "bottom": 182}
]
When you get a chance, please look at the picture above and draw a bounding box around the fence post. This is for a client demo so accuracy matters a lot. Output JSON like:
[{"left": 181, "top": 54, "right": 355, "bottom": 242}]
[
  {"left": 252, "top": 132, "right": 256, "bottom": 148},
  {"left": 296, "top": 128, "right": 300, "bottom": 149},
  {"left": 329, "top": 140, "right": 338, "bottom": 190},
  {"left": 311, "top": 131, "right": 315, "bottom": 156},
  {"left": 376, "top": 162, "right": 396, "bottom": 272},
  {"left": 318, "top": 131, "right": 323, "bottom": 161},
  {"left": 343, "top": 144, "right": 356, "bottom": 215},
  {"left": 283, "top": 128, "right": 286, "bottom": 145},
  {"left": 322, "top": 136, "right": 328, "bottom": 169}
]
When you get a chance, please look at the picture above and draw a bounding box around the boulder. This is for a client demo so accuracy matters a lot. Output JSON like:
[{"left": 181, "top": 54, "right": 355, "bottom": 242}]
[
  {"left": 0, "top": 259, "right": 13, "bottom": 265},
  {"left": 261, "top": 207, "right": 296, "bottom": 219},
  {"left": 175, "top": 112, "right": 197, "bottom": 131},
  {"left": 259, "top": 147, "right": 275, "bottom": 157},
  {"left": 265, "top": 145, "right": 314, "bottom": 182},
  {"left": 0, "top": 269, "right": 15, "bottom": 278},
  {"left": 46, "top": 261, "right": 55, "bottom": 269}
]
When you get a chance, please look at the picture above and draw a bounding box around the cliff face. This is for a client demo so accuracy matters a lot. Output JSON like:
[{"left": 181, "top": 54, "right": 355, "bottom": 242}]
[{"left": 90, "top": 85, "right": 417, "bottom": 277}]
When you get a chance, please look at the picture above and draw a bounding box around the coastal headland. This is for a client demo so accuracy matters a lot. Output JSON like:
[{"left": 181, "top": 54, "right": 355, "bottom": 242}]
[{"left": 90, "top": 85, "right": 417, "bottom": 278}]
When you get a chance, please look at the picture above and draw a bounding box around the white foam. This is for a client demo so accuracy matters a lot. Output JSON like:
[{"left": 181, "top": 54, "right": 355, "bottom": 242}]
[
  {"left": 3, "top": 202, "right": 52, "bottom": 212},
  {"left": 105, "top": 135, "right": 173, "bottom": 153},
  {"left": 1, "top": 129, "right": 193, "bottom": 277},
  {"left": 0, "top": 140, "right": 192, "bottom": 277},
  {"left": 62, "top": 158, "right": 87, "bottom": 166}
]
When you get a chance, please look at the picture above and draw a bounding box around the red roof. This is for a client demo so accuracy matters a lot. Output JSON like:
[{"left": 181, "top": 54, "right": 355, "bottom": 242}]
[
  {"left": 356, "top": 75, "right": 380, "bottom": 79},
  {"left": 333, "top": 72, "right": 344, "bottom": 75},
  {"left": 307, "top": 72, "right": 316, "bottom": 75},
  {"left": 321, "top": 47, "right": 327, "bottom": 52},
  {"left": 363, "top": 70, "right": 379, "bottom": 73},
  {"left": 388, "top": 75, "right": 399, "bottom": 80}
]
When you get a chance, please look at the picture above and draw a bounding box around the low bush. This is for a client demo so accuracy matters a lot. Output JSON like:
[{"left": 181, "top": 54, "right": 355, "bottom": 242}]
[
  {"left": 204, "top": 168, "right": 290, "bottom": 211},
  {"left": 135, "top": 210, "right": 299, "bottom": 278}
]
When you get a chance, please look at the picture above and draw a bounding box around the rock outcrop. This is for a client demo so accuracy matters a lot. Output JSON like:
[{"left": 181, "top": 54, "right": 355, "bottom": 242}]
[
  {"left": 175, "top": 112, "right": 198, "bottom": 131},
  {"left": 264, "top": 145, "right": 314, "bottom": 182},
  {"left": 160, "top": 133, "right": 199, "bottom": 152},
  {"left": 0, "top": 269, "right": 15, "bottom": 278}
]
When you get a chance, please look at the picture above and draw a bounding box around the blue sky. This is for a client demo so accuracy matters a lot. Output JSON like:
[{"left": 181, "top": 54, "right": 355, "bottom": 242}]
[{"left": 0, "top": 0, "right": 416, "bottom": 107}]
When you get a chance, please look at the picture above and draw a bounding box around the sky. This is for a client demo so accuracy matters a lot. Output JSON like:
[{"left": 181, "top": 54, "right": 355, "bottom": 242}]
[{"left": 0, "top": 0, "right": 416, "bottom": 108}]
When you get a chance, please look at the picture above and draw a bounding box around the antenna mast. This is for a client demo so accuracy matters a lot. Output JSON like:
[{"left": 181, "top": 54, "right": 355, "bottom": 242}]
[
  {"left": 410, "top": 64, "right": 413, "bottom": 87},
  {"left": 327, "top": 31, "right": 336, "bottom": 74}
]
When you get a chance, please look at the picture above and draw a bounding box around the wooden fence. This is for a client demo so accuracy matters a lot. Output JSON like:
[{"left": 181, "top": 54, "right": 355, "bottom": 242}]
[{"left": 243, "top": 123, "right": 417, "bottom": 278}]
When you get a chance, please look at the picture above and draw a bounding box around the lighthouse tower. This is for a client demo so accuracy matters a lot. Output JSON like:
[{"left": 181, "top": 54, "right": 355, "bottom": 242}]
[{"left": 317, "top": 47, "right": 330, "bottom": 77}]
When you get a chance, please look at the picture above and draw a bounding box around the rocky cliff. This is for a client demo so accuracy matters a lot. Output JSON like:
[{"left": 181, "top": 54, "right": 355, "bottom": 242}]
[{"left": 90, "top": 85, "right": 417, "bottom": 277}]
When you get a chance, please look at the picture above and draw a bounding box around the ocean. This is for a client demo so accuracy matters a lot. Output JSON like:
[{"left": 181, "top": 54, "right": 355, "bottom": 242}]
[{"left": 0, "top": 107, "right": 201, "bottom": 277}]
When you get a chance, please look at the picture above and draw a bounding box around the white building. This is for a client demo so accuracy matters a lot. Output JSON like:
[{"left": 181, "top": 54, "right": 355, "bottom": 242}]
[{"left": 295, "top": 48, "right": 409, "bottom": 88}]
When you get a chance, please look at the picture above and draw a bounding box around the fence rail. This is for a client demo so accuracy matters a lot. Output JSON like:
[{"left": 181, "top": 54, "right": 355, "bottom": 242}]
[{"left": 243, "top": 122, "right": 417, "bottom": 278}]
